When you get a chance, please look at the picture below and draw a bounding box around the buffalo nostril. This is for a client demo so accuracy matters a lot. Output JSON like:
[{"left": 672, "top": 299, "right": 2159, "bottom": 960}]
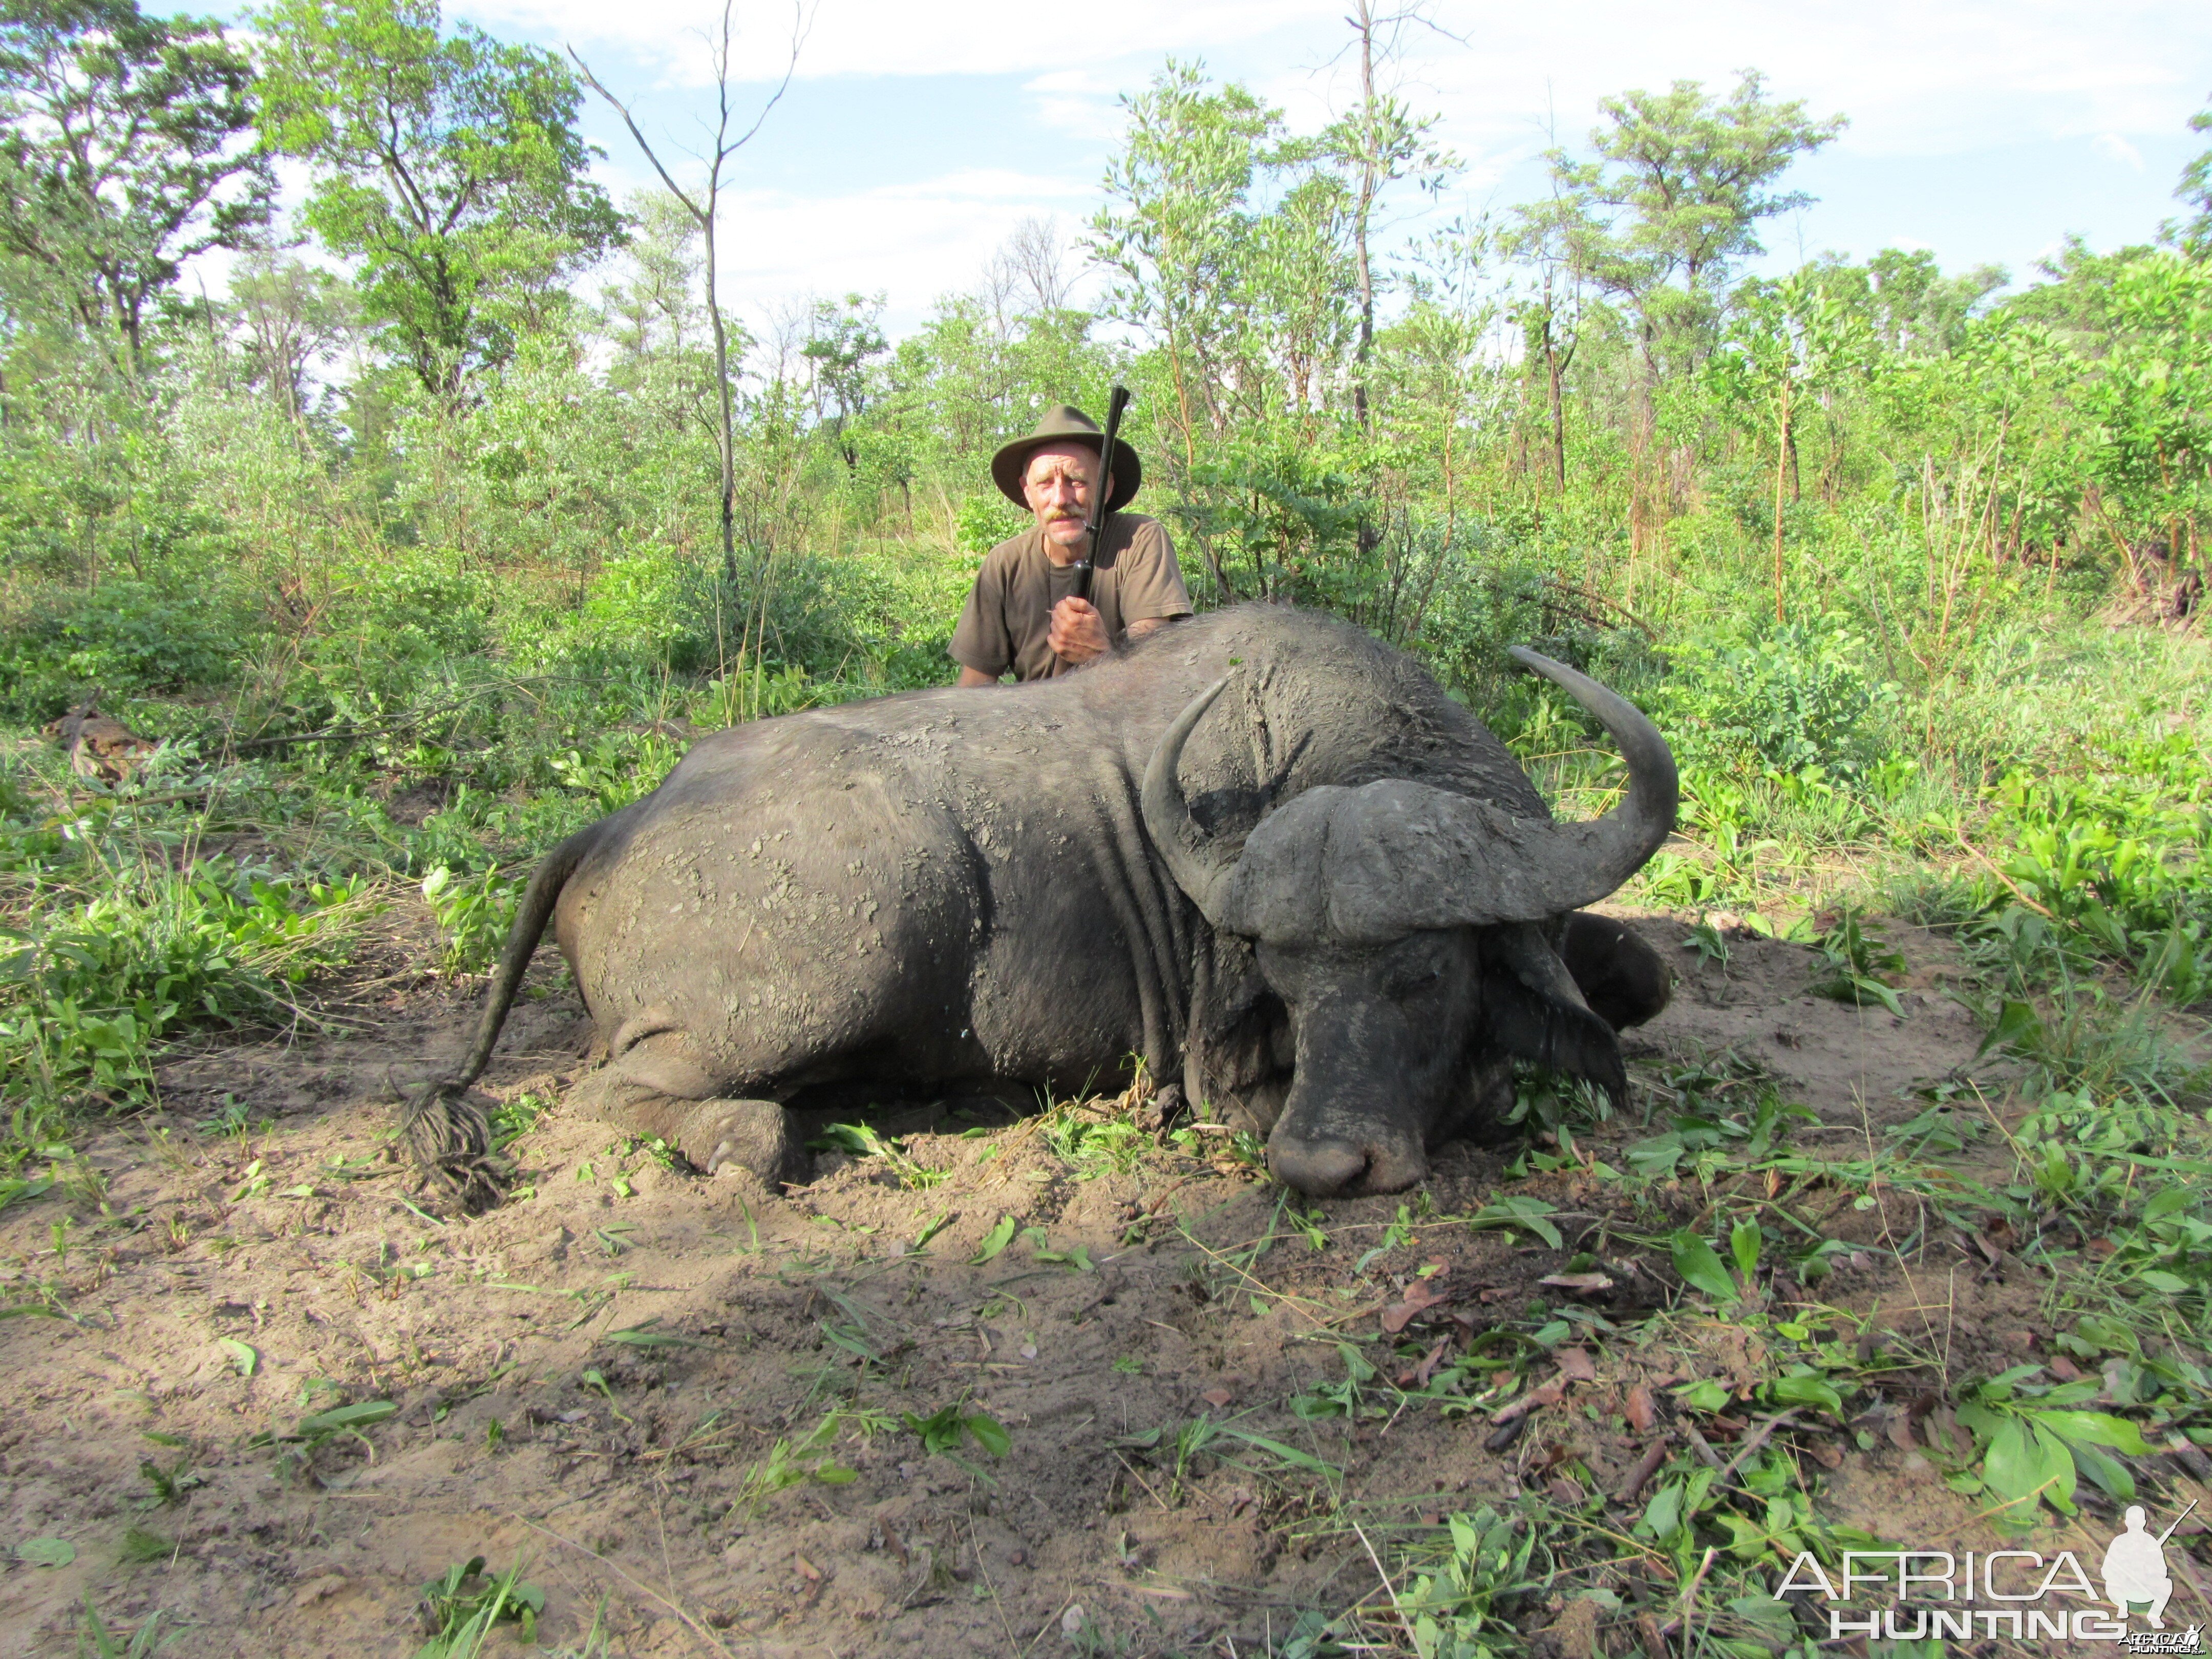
[
  {"left": 1356, "top": 1145, "right": 1429, "bottom": 1196},
  {"left": 1268, "top": 1136, "right": 1370, "bottom": 1197}
]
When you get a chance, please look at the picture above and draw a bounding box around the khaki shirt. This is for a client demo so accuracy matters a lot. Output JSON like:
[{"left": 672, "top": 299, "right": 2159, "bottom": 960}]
[{"left": 949, "top": 513, "right": 1194, "bottom": 682}]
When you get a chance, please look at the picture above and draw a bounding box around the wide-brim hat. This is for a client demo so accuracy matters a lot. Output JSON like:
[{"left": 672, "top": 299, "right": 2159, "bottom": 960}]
[{"left": 991, "top": 403, "right": 1142, "bottom": 512}]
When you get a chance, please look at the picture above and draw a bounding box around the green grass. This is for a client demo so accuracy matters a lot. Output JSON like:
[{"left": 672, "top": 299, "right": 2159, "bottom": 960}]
[{"left": 2, "top": 486, "right": 2209, "bottom": 1659}]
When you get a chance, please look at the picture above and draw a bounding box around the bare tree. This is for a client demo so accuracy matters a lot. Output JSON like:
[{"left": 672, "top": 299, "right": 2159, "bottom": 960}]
[
  {"left": 1323, "top": 2, "right": 1460, "bottom": 429},
  {"left": 570, "top": 0, "right": 813, "bottom": 584},
  {"left": 981, "top": 215, "right": 1068, "bottom": 335},
  {"left": 980, "top": 244, "right": 1019, "bottom": 338},
  {"left": 761, "top": 294, "right": 813, "bottom": 388},
  {"left": 228, "top": 250, "right": 355, "bottom": 426},
  {"left": 1004, "top": 214, "right": 1069, "bottom": 313}
]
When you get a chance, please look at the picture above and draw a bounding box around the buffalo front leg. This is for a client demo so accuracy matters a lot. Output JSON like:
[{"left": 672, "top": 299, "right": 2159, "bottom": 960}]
[
  {"left": 566, "top": 1072, "right": 802, "bottom": 1188},
  {"left": 677, "top": 1098, "right": 802, "bottom": 1187}
]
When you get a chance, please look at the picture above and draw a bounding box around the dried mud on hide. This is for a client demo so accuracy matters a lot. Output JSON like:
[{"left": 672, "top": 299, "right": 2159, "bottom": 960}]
[{"left": 0, "top": 911, "right": 2193, "bottom": 1656}]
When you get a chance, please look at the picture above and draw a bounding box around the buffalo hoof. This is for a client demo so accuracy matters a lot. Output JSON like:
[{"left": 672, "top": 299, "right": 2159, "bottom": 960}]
[{"left": 676, "top": 1098, "right": 802, "bottom": 1188}]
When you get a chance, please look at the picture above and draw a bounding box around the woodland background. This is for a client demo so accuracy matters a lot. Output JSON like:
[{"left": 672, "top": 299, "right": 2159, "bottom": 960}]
[{"left": 1, "top": 0, "right": 2209, "bottom": 1190}]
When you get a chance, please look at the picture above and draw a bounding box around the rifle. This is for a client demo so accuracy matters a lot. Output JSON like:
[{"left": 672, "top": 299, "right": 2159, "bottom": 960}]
[
  {"left": 1069, "top": 384, "right": 1131, "bottom": 603},
  {"left": 2157, "top": 1498, "right": 2199, "bottom": 1546}
]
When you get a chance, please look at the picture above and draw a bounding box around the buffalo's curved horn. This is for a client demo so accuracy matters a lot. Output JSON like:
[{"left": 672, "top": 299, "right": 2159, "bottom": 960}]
[
  {"left": 1500, "top": 646, "right": 1679, "bottom": 906},
  {"left": 1221, "top": 649, "right": 1677, "bottom": 943},
  {"left": 1141, "top": 675, "right": 1237, "bottom": 925}
]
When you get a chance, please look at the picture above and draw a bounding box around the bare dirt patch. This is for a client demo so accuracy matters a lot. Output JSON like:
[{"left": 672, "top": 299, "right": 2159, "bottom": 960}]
[{"left": 1, "top": 912, "right": 2190, "bottom": 1656}]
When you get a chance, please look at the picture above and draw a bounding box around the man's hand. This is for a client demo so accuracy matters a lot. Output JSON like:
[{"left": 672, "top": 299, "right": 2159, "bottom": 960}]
[{"left": 1048, "top": 597, "right": 1111, "bottom": 665}]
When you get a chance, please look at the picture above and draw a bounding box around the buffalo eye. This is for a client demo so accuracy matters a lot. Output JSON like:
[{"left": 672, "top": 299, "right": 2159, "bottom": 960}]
[{"left": 1380, "top": 955, "right": 1447, "bottom": 999}]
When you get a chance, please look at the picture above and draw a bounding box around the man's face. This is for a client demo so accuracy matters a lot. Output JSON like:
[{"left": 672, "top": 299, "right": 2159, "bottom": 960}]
[{"left": 1022, "top": 440, "right": 1113, "bottom": 561}]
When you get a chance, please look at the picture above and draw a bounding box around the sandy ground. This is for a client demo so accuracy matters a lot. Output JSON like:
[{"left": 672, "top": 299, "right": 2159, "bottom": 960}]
[{"left": 2, "top": 912, "right": 2201, "bottom": 1656}]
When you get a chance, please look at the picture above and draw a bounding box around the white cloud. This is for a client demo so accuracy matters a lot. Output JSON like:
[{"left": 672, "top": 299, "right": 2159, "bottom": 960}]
[
  {"left": 1337, "top": 0, "right": 2206, "bottom": 165},
  {"left": 473, "top": 0, "right": 1333, "bottom": 86},
  {"left": 704, "top": 169, "right": 1100, "bottom": 335},
  {"left": 484, "top": 0, "right": 2212, "bottom": 158},
  {"left": 398, "top": 1, "right": 2212, "bottom": 333},
  {"left": 2093, "top": 131, "right": 2147, "bottom": 169}
]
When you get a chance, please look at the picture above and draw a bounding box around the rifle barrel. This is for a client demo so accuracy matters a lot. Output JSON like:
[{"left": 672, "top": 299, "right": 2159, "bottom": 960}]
[
  {"left": 2156, "top": 1497, "right": 2199, "bottom": 1545},
  {"left": 1071, "top": 385, "right": 1131, "bottom": 604}
]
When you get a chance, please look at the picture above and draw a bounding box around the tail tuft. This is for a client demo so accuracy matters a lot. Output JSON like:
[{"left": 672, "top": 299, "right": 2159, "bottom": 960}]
[{"left": 399, "top": 1081, "right": 506, "bottom": 1213}]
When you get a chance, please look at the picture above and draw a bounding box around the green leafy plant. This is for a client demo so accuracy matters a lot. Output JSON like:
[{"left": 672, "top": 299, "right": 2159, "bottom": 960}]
[
  {"left": 413, "top": 1557, "right": 546, "bottom": 1658},
  {"left": 1399, "top": 1506, "right": 1542, "bottom": 1658},
  {"left": 1684, "top": 915, "right": 1733, "bottom": 974},
  {"left": 136, "top": 1454, "right": 202, "bottom": 1509},
  {"left": 255, "top": 1397, "right": 397, "bottom": 1479},
  {"left": 809, "top": 1122, "right": 945, "bottom": 1189},
  {"left": 1627, "top": 1087, "right": 1815, "bottom": 1182},
  {"left": 730, "top": 1410, "right": 862, "bottom": 1514},
  {"left": 970, "top": 1214, "right": 1017, "bottom": 1263},
  {"left": 1660, "top": 624, "right": 1896, "bottom": 778},
  {"left": 419, "top": 865, "right": 522, "bottom": 977},
  {"left": 1807, "top": 908, "right": 1906, "bottom": 1013},
  {"left": 900, "top": 1401, "right": 1011, "bottom": 1476},
  {"left": 1465, "top": 1196, "right": 1562, "bottom": 1248},
  {"left": 0, "top": 863, "right": 364, "bottom": 1139},
  {"left": 1671, "top": 1221, "right": 1760, "bottom": 1305},
  {"left": 1291, "top": 1343, "right": 1384, "bottom": 1421},
  {"left": 1019, "top": 1225, "right": 1094, "bottom": 1272},
  {"left": 1041, "top": 1103, "right": 1147, "bottom": 1179},
  {"left": 74, "top": 1600, "right": 177, "bottom": 1658},
  {"left": 1948, "top": 1366, "right": 2152, "bottom": 1533}
]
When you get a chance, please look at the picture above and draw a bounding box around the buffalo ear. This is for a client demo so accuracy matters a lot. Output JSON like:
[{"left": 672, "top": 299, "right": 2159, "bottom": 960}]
[
  {"left": 1479, "top": 931, "right": 1629, "bottom": 1104},
  {"left": 1557, "top": 911, "right": 1673, "bottom": 1031}
]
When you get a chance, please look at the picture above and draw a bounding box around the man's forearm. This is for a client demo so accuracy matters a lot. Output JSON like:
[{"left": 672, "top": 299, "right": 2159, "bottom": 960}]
[
  {"left": 1126, "top": 616, "right": 1180, "bottom": 642},
  {"left": 957, "top": 666, "right": 1003, "bottom": 687}
]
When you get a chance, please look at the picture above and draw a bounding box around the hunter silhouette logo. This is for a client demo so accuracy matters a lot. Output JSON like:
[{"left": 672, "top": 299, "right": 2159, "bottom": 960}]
[
  {"left": 1771, "top": 1499, "right": 2203, "bottom": 1648},
  {"left": 2103, "top": 1504, "right": 2183, "bottom": 1629}
]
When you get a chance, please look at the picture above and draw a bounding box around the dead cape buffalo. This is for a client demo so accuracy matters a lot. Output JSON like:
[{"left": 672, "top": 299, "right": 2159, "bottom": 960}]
[{"left": 403, "top": 604, "right": 1676, "bottom": 1202}]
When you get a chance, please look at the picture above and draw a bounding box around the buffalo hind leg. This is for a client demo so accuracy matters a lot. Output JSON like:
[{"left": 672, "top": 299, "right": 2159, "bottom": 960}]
[{"left": 567, "top": 1073, "right": 802, "bottom": 1188}]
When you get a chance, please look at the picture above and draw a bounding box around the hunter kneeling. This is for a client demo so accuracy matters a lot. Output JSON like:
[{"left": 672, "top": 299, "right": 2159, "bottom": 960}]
[{"left": 951, "top": 403, "right": 1193, "bottom": 685}]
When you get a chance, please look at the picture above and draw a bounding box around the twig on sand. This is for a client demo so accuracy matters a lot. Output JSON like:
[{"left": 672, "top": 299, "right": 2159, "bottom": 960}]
[
  {"left": 505, "top": 1512, "right": 741, "bottom": 1657},
  {"left": 967, "top": 1512, "right": 1023, "bottom": 1659},
  {"left": 1674, "top": 1544, "right": 1720, "bottom": 1644},
  {"left": 1351, "top": 1518, "right": 1416, "bottom": 1651},
  {"left": 1717, "top": 1410, "right": 1799, "bottom": 1484},
  {"left": 1953, "top": 828, "right": 2054, "bottom": 919}
]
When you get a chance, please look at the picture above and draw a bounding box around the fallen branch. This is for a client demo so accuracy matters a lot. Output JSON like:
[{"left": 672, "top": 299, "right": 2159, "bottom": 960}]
[
  {"left": 1617, "top": 1437, "right": 1671, "bottom": 1504},
  {"left": 505, "top": 1512, "right": 742, "bottom": 1658},
  {"left": 1952, "top": 828, "right": 2055, "bottom": 920}
]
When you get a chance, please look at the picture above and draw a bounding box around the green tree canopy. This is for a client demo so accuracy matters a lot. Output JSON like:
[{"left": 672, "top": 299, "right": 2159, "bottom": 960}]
[
  {"left": 0, "top": 0, "right": 273, "bottom": 371},
  {"left": 250, "top": 0, "right": 622, "bottom": 402},
  {"left": 1536, "top": 71, "right": 1845, "bottom": 371},
  {"left": 2178, "top": 94, "right": 2211, "bottom": 255}
]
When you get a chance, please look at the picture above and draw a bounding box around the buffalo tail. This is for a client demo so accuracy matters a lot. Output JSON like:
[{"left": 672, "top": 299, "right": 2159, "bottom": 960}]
[{"left": 400, "top": 821, "right": 602, "bottom": 1209}]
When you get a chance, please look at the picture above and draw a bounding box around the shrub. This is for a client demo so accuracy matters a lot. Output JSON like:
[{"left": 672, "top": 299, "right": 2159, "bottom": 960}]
[
  {"left": 953, "top": 491, "right": 1028, "bottom": 554},
  {"left": 0, "top": 862, "right": 368, "bottom": 1161},
  {"left": 1658, "top": 623, "right": 1897, "bottom": 778},
  {"left": 1980, "top": 732, "right": 2212, "bottom": 998},
  {"left": 421, "top": 864, "right": 523, "bottom": 977},
  {"left": 0, "top": 580, "right": 249, "bottom": 720}
]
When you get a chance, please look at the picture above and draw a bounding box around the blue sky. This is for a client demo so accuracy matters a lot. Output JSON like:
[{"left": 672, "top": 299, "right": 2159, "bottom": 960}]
[{"left": 407, "top": 0, "right": 2209, "bottom": 335}]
